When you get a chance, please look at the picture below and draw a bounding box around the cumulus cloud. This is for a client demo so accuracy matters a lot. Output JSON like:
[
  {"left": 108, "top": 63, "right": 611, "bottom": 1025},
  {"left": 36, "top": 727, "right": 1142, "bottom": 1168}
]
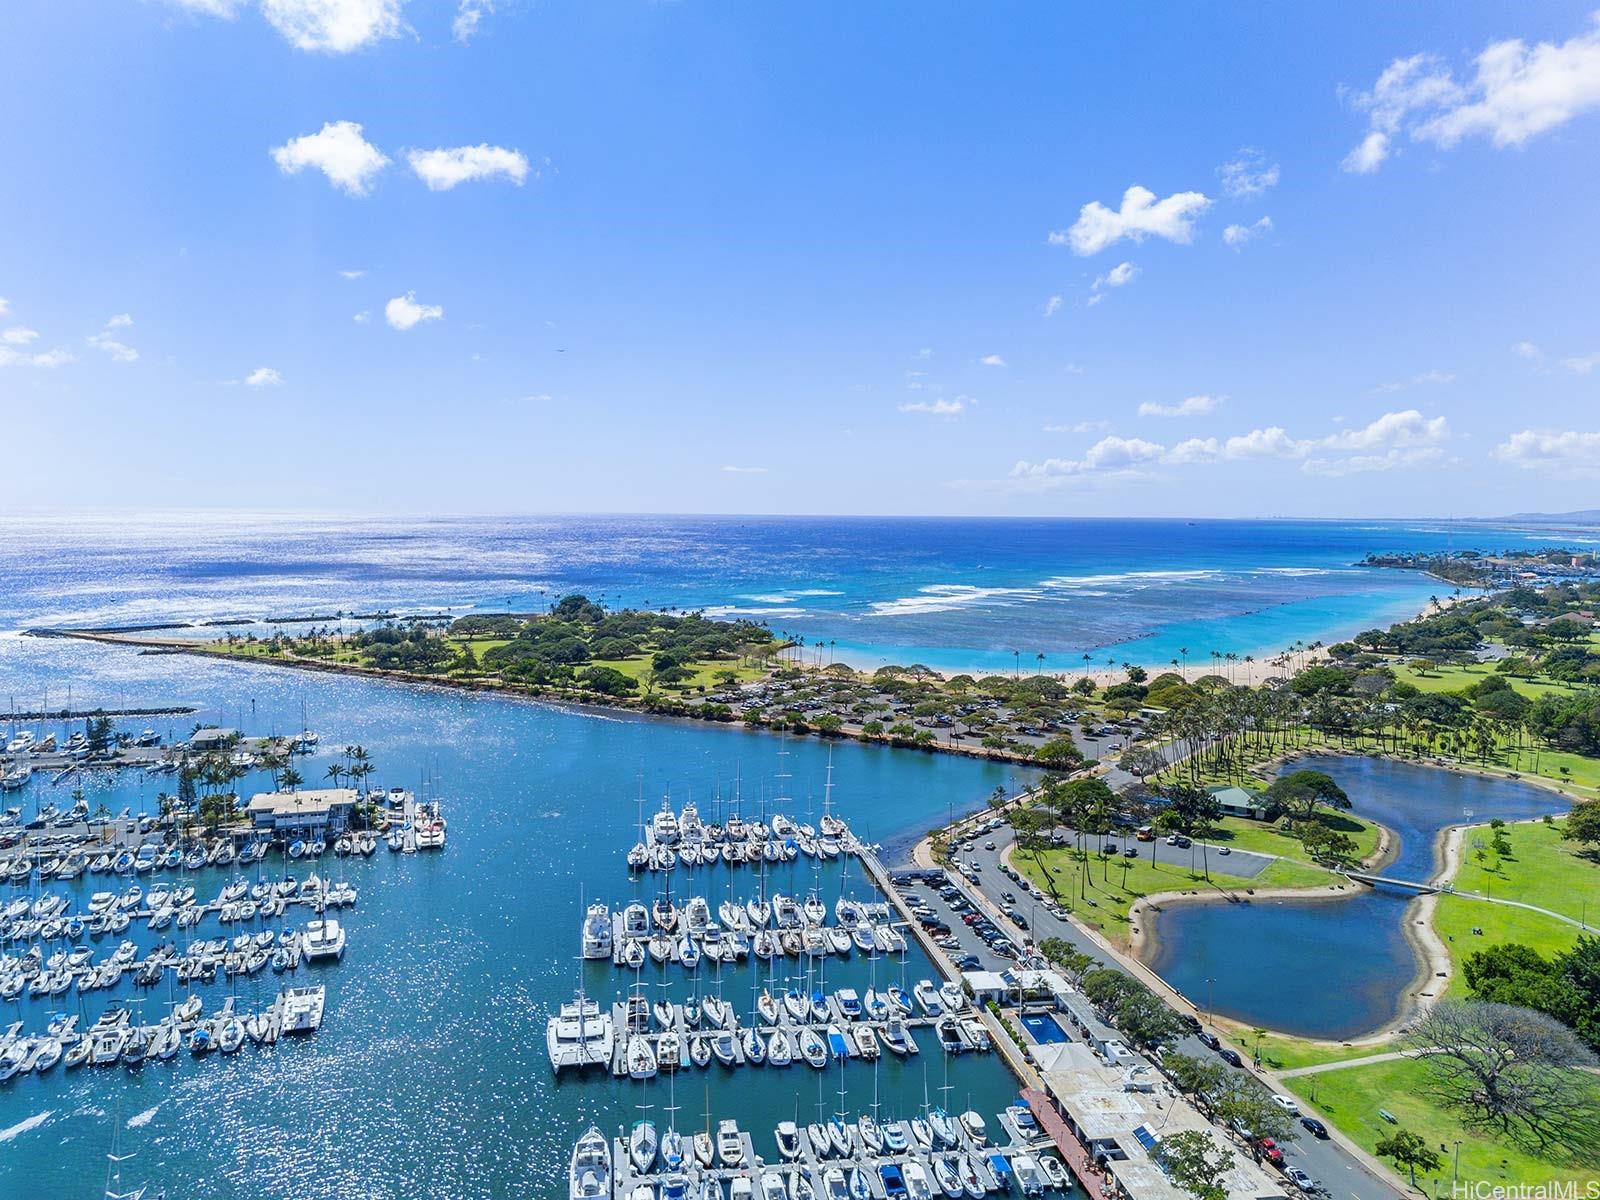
[
  {"left": 1218, "top": 149, "right": 1280, "bottom": 198},
  {"left": 1087, "top": 261, "right": 1139, "bottom": 306},
  {"left": 385, "top": 292, "right": 443, "bottom": 330},
  {"left": 2, "top": 327, "right": 39, "bottom": 346},
  {"left": 1006, "top": 410, "right": 1449, "bottom": 487},
  {"left": 271, "top": 121, "right": 389, "bottom": 196},
  {"left": 453, "top": 0, "right": 492, "bottom": 43},
  {"left": 1043, "top": 295, "right": 1062, "bottom": 318},
  {"left": 1495, "top": 429, "right": 1600, "bottom": 476},
  {"left": 87, "top": 315, "right": 139, "bottom": 363},
  {"left": 979, "top": 354, "right": 1007, "bottom": 368},
  {"left": 407, "top": 144, "right": 529, "bottom": 191},
  {"left": 1050, "top": 186, "right": 1211, "bottom": 256},
  {"left": 1343, "top": 16, "right": 1600, "bottom": 172},
  {"left": 0, "top": 345, "right": 73, "bottom": 368},
  {"left": 900, "top": 398, "right": 966, "bottom": 417},
  {"left": 245, "top": 366, "right": 283, "bottom": 386},
  {"left": 260, "top": 0, "right": 405, "bottom": 54},
  {"left": 1139, "top": 394, "right": 1217, "bottom": 419},
  {"left": 1223, "top": 216, "right": 1273, "bottom": 248},
  {"left": 721, "top": 465, "right": 768, "bottom": 474}
]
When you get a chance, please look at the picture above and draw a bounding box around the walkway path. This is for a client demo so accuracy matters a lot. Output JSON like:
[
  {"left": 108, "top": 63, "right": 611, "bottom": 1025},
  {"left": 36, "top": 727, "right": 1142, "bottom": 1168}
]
[{"left": 1277, "top": 1051, "right": 1409, "bottom": 1078}]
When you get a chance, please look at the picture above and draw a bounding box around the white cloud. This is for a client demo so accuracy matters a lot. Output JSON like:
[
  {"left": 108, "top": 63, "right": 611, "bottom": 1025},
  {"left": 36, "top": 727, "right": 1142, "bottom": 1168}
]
[
  {"left": 245, "top": 366, "right": 283, "bottom": 387},
  {"left": 1495, "top": 429, "right": 1600, "bottom": 476},
  {"left": 1043, "top": 419, "right": 1108, "bottom": 435},
  {"left": 166, "top": 0, "right": 247, "bottom": 15},
  {"left": 900, "top": 398, "right": 966, "bottom": 417},
  {"left": 1344, "top": 16, "right": 1600, "bottom": 172},
  {"left": 1341, "top": 131, "right": 1391, "bottom": 174},
  {"left": 407, "top": 144, "right": 529, "bottom": 191},
  {"left": 1007, "top": 409, "right": 1448, "bottom": 487},
  {"left": 1222, "top": 216, "right": 1273, "bottom": 249},
  {"left": 87, "top": 323, "right": 139, "bottom": 363},
  {"left": 916, "top": 347, "right": 933, "bottom": 359},
  {"left": 979, "top": 354, "right": 1007, "bottom": 368},
  {"left": 1512, "top": 340, "right": 1542, "bottom": 359},
  {"left": 260, "top": 0, "right": 405, "bottom": 54},
  {"left": 1375, "top": 368, "right": 1456, "bottom": 393},
  {"left": 354, "top": 311, "right": 371, "bottom": 324},
  {"left": 1043, "top": 295, "right": 1062, "bottom": 318},
  {"left": 2, "top": 328, "right": 39, "bottom": 346},
  {"left": 1088, "top": 261, "right": 1139, "bottom": 306},
  {"left": 0, "top": 345, "right": 73, "bottom": 368},
  {"left": 453, "top": 0, "right": 492, "bottom": 43},
  {"left": 385, "top": 292, "right": 443, "bottom": 330},
  {"left": 0, "top": 298, "right": 8, "bottom": 316},
  {"left": 721, "top": 465, "right": 768, "bottom": 474},
  {"left": 1561, "top": 351, "right": 1600, "bottom": 375},
  {"left": 1218, "top": 149, "right": 1280, "bottom": 198},
  {"left": 271, "top": 121, "right": 389, "bottom": 196},
  {"left": 1052, "top": 186, "right": 1211, "bottom": 256},
  {"left": 338, "top": 269, "right": 365, "bottom": 280},
  {"left": 1139, "top": 394, "right": 1218, "bottom": 419}
]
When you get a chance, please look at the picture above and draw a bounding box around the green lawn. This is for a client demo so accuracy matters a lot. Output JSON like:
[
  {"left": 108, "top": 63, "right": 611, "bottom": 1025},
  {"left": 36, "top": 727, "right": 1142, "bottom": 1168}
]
[
  {"left": 1448, "top": 818, "right": 1599, "bottom": 924},
  {"left": 1012, "top": 844, "right": 1335, "bottom": 946},
  {"left": 595, "top": 652, "right": 766, "bottom": 690},
  {"left": 1229, "top": 1031, "right": 1383, "bottom": 1072},
  {"left": 1284, "top": 1056, "right": 1598, "bottom": 1191},
  {"left": 1433, "top": 895, "right": 1583, "bottom": 997},
  {"left": 1394, "top": 661, "right": 1579, "bottom": 700},
  {"left": 1210, "top": 811, "right": 1383, "bottom": 868}
]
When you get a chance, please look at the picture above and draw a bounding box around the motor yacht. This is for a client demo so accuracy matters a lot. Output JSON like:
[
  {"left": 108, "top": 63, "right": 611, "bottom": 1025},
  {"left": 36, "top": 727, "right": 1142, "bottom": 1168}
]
[
  {"left": 581, "top": 903, "right": 612, "bottom": 959},
  {"left": 570, "top": 1126, "right": 611, "bottom": 1200}
]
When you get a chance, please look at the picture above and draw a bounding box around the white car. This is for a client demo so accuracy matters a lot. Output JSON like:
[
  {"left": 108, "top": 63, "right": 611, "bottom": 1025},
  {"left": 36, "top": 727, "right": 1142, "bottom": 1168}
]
[{"left": 1270, "top": 1095, "right": 1300, "bottom": 1116}]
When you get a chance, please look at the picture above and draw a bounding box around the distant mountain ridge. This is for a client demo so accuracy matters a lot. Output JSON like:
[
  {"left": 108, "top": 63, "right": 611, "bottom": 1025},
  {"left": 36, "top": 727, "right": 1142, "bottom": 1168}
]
[{"left": 1489, "top": 509, "right": 1600, "bottom": 526}]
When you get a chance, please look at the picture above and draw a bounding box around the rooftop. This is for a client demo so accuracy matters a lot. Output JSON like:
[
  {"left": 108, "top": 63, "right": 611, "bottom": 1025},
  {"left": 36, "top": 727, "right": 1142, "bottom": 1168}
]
[{"left": 246, "top": 787, "right": 359, "bottom": 817}]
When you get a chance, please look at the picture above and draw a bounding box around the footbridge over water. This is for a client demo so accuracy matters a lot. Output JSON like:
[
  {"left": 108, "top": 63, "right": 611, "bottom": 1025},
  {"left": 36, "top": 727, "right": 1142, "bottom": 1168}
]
[{"left": 1343, "top": 870, "right": 1443, "bottom": 894}]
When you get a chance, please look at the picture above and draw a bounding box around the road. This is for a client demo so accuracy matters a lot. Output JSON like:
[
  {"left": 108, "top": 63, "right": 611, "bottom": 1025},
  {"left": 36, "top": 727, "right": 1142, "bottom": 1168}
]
[{"left": 909, "top": 821, "right": 1406, "bottom": 1200}]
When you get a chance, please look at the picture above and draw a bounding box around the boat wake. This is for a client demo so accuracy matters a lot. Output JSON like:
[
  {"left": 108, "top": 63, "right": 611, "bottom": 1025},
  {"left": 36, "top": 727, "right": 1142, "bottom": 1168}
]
[{"left": 0, "top": 1110, "right": 52, "bottom": 1143}]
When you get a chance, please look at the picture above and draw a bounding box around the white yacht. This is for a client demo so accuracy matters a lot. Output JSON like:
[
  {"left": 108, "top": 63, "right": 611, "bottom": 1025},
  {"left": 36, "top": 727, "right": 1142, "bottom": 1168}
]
[
  {"left": 571, "top": 1126, "right": 611, "bottom": 1200},
  {"left": 581, "top": 903, "right": 613, "bottom": 959},
  {"left": 547, "top": 993, "right": 615, "bottom": 1071},
  {"left": 302, "top": 918, "right": 346, "bottom": 961},
  {"left": 717, "top": 1119, "right": 745, "bottom": 1166},
  {"left": 650, "top": 799, "right": 680, "bottom": 846}
]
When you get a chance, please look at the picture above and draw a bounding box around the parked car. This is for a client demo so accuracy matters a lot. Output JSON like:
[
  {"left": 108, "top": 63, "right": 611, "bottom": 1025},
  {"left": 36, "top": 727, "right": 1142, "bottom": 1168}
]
[
  {"left": 1123, "top": 846, "right": 1139, "bottom": 857},
  {"left": 1218, "top": 1048, "right": 1243, "bottom": 1068},
  {"left": 1258, "top": 1139, "right": 1284, "bottom": 1167},
  {"left": 1270, "top": 1095, "right": 1300, "bottom": 1116},
  {"left": 1299, "top": 1116, "right": 1328, "bottom": 1139},
  {"left": 1285, "top": 1167, "right": 1315, "bottom": 1192}
]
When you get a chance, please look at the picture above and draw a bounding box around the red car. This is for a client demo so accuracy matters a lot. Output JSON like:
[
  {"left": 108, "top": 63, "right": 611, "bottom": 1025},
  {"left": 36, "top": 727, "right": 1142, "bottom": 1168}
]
[{"left": 1258, "top": 1139, "right": 1285, "bottom": 1167}]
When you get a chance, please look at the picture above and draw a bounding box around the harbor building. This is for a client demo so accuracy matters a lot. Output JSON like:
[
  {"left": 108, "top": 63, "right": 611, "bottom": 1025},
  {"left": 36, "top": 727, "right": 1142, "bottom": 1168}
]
[{"left": 246, "top": 787, "right": 358, "bottom": 836}]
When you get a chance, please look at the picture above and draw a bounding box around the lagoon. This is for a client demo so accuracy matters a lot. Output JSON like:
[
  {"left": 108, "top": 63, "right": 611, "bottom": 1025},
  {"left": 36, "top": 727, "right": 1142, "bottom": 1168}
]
[{"left": 1142, "top": 756, "right": 1569, "bottom": 1041}]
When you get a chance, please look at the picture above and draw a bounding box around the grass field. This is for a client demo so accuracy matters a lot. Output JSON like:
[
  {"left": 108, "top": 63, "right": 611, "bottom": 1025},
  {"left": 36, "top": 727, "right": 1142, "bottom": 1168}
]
[
  {"left": 1394, "top": 661, "right": 1580, "bottom": 700},
  {"left": 1012, "top": 845, "right": 1334, "bottom": 945},
  {"left": 1227, "top": 1030, "right": 1386, "bottom": 1071},
  {"left": 1449, "top": 818, "right": 1599, "bottom": 924},
  {"left": 1283, "top": 1056, "right": 1599, "bottom": 1191},
  {"left": 1210, "top": 811, "right": 1384, "bottom": 867},
  {"left": 1433, "top": 895, "right": 1584, "bottom": 998}
]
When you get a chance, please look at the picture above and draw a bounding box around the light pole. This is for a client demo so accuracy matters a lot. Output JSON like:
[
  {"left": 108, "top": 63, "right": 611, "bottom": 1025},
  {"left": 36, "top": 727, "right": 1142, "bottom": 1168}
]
[
  {"left": 1204, "top": 977, "right": 1216, "bottom": 1030},
  {"left": 1452, "top": 1139, "right": 1462, "bottom": 1194}
]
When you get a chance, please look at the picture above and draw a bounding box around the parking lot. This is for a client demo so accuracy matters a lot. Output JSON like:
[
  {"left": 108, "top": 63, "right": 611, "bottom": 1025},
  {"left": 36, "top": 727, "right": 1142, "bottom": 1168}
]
[{"left": 899, "top": 817, "right": 1403, "bottom": 1200}]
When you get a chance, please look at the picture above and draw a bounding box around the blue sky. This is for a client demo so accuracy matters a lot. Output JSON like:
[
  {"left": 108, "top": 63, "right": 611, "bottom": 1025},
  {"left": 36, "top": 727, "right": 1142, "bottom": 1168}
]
[{"left": 2, "top": 1, "right": 1598, "bottom": 517}]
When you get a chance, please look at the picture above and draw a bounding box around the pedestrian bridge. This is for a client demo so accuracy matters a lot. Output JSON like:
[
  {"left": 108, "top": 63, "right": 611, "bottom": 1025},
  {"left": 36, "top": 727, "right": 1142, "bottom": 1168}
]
[{"left": 1343, "top": 871, "right": 1443, "bottom": 894}]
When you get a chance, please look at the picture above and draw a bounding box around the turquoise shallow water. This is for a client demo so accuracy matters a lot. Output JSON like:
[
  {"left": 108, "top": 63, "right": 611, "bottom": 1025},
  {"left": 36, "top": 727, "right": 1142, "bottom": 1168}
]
[
  {"left": 0, "top": 643, "right": 1036, "bottom": 1197},
  {"left": 1143, "top": 756, "right": 1571, "bottom": 1040}
]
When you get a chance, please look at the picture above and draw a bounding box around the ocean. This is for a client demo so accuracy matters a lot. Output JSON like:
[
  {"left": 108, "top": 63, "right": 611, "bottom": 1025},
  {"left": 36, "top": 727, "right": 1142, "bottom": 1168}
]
[{"left": 0, "top": 513, "right": 1567, "bottom": 1195}]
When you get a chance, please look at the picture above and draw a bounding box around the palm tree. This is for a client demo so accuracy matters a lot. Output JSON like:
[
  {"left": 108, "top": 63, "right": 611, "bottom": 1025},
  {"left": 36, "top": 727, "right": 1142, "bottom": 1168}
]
[{"left": 325, "top": 763, "right": 344, "bottom": 790}]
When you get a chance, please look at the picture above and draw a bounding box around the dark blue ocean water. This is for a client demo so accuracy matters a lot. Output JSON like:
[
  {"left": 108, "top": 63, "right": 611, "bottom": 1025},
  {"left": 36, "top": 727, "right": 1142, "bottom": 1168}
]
[
  {"left": 1144, "top": 756, "right": 1569, "bottom": 1041},
  {"left": 0, "top": 513, "right": 1567, "bottom": 674}
]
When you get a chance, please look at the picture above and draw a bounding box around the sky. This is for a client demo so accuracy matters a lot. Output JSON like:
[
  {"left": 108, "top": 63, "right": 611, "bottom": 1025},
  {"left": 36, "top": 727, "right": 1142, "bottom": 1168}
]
[{"left": 1, "top": 1, "right": 1598, "bottom": 518}]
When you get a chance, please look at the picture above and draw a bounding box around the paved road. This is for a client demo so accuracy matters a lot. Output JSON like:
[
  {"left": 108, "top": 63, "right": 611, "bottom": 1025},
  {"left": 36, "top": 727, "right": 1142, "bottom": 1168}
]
[{"left": 910, "top": 822, "right": 1404, "bottom": 1200}]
